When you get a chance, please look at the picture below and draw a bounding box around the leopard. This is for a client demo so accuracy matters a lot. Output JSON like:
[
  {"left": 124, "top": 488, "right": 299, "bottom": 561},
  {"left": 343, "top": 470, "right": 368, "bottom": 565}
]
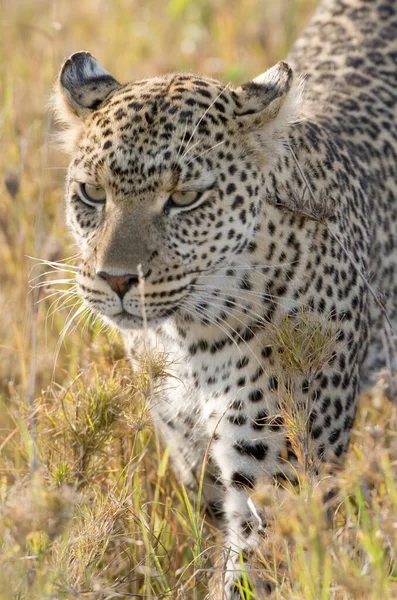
[{"left": 53, "top": 0, "right": 397, "bottom": 597}]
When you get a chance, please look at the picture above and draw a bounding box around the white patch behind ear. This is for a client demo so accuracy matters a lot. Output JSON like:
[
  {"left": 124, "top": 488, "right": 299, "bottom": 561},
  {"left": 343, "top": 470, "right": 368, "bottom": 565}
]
[
  {"left": 265, "top": 72, "right": 305, "bottom": 137},
  {"left": 50, "top": 86, "right": 85, "bottom": 154}
]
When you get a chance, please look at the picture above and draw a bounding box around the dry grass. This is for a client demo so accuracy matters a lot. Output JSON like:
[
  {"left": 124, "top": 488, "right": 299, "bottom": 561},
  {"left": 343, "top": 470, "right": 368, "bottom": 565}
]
[{"left": 0, "top": 0, "right": 396, "bottom": 598}]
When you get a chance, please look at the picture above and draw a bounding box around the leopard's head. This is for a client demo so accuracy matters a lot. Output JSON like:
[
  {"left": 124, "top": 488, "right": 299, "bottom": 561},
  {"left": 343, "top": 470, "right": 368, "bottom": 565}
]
[{"left": 54, "top": 52, "right": 301, "bottom": 329}]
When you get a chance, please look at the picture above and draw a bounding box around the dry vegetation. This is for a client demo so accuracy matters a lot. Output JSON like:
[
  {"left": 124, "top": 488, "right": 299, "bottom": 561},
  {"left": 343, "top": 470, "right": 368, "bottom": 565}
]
[{"left": 0, "top": 0, "right": 396, "bottom": 598}]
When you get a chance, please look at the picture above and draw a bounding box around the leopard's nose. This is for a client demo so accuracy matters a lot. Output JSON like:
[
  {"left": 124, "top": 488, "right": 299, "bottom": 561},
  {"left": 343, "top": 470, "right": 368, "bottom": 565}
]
[{"left": 97, "top": 271, "right": 139, "bottom": 299}]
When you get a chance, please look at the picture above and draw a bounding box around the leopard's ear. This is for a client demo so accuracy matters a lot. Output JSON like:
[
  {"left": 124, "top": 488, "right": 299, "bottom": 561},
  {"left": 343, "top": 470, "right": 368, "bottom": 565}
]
[
  {"left": 234, "top": 61, "right": 304, "bottom": 159},
  {"left": 235, "top": 61, "right": 294, "bottom": 122},
  {"left": 56, "top": 52, "right": 120, "bottom": 119},
  {"left": 52, "top": 52, "right": 120, "bottom": 151}
]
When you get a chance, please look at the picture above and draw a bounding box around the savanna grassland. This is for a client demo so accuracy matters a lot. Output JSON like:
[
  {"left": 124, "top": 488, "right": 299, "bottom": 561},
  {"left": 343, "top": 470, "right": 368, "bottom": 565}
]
[{"left": 0, "top": 0, "right": 396, "bottom": 598}]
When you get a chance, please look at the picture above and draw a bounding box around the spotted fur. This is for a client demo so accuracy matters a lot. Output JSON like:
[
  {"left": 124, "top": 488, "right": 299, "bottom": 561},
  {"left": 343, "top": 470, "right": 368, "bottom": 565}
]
[{"left": 54, "top": 1, "right": 397, "bottom": 596}]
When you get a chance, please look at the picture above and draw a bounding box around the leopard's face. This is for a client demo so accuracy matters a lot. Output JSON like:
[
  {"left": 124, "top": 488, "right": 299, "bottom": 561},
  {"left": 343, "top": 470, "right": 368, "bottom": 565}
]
[{"left": 57, "top": 53, "right": 298, "bottom": 329}]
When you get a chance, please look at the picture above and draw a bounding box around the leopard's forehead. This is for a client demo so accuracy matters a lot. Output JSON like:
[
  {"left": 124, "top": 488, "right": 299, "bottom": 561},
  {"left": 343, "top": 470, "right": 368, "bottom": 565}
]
[
  {"left": 73, "top": 73, "right": 237, "bottom": 194},
  {"left": 95, "top": 72, "right": 234, "bottom": 121}
]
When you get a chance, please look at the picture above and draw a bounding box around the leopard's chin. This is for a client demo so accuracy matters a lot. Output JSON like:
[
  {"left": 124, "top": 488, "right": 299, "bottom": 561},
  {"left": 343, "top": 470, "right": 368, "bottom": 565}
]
[{"left": 104, "top": 307, "right": 179, "bottom": 330}]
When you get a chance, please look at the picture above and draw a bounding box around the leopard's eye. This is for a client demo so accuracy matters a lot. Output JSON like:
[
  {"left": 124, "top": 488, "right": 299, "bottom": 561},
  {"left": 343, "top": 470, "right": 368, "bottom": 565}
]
[
  {"left": 168, "top": 190, "right": 202, "bottom": 208},
  {"left": 80, "top": 183, "right": 106, "bottom": 205}
]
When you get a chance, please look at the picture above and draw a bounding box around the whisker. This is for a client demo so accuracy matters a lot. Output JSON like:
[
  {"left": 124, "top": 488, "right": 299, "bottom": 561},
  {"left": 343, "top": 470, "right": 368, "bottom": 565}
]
[
  {"left": 47, "top": 292, "right": 80, "bottom": 319},
  {"left": 70, "top": 307, "right": 92, "bottom": 336},
  {"left": 181, "top": 82, "right": 230, "bottom": 158},
  {"left": 36, "top": 289, "right": 76, "bottom": 305},
  {"left": 181, "top": 137, "right": 202, "bottom": 157},
  {"left": 31, "top": 278, "right": 76, "bottom": 290},
  {"left": 94, "top": 316, "right": 113, "bottom": 337},
  {"left": 187, "top": 293, "right": 266, "bottom": 361},
  {"left": 181, "top": 299, "right": 265, "bottom": 370},
  {"left": 189, "top": 287, "right": 270, "bottom": 324},
  {"left": 46, "top": 297, "right": 81, "bottom": 340},
  {"left": 195, "top": 261, "right": 297, "bottom": 274},
  {"left": 52, "top": 303, "right": 88, "bottom": 380},
  {"left": 27, "top": 254, "right": 80, "bottom": 269},
  {"left": 29, "top": 268, "right": 77, "bottom": 283},
  {"left": 180, "top": 299, "right": 242, "bottom": 357},
  {"left": 176, "top": 119, "right": 189, "bottom": 158},
  {"left": 192, "top": 282, "right": 303, "bottom": 309},
  {"left": 34, "top": 251, "right": 81, "bottom": 263},
  {"left": 185, "top": 140, "right": 226, "bottom": 166},
  {"left": 89, "top": 311, "right": 103, "bottom": 333},
  {"left": 190, "top": 284, "right": 266, "bottom": 312}
]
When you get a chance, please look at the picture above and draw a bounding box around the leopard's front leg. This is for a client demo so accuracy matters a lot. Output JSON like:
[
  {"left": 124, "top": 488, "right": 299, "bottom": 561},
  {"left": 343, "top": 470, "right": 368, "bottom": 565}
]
[
  {"left": 221, "top": 486, "right": 268, "bottom": 599},
  {"left": 206, "top": 415, "right": 287, "bottom": 599}
]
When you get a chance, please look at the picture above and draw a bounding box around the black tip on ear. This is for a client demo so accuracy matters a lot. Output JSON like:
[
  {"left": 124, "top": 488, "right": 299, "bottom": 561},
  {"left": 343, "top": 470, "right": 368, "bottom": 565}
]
[{"left": 58, "top": 52, "right": 120, "bottom": 116}]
